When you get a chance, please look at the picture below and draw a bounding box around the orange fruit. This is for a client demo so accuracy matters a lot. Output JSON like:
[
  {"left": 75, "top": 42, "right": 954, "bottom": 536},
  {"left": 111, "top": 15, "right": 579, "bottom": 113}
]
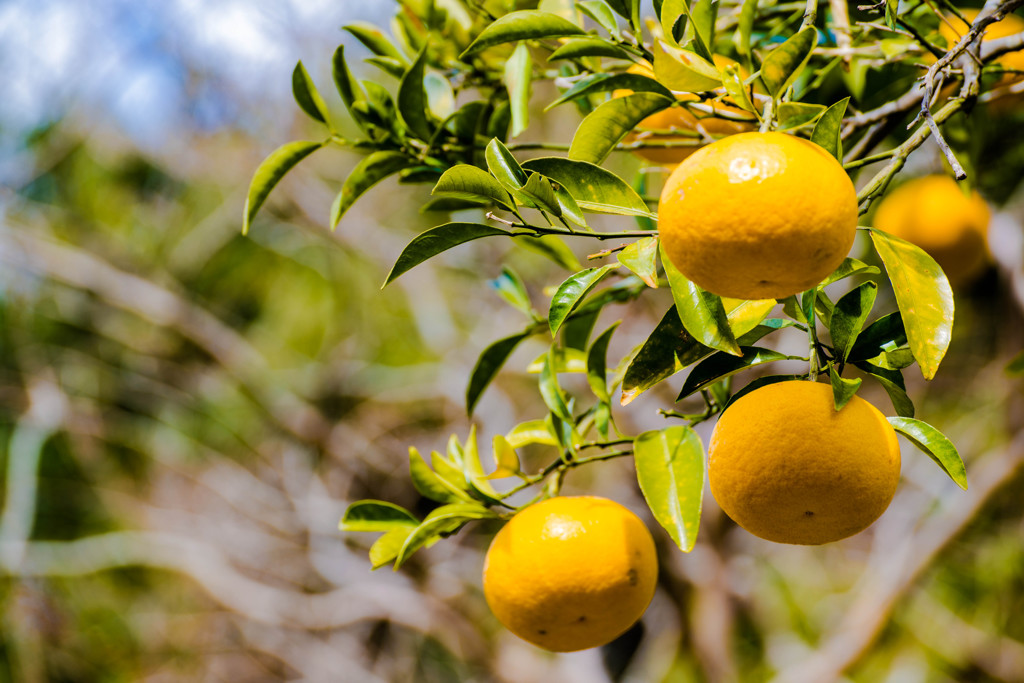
[
  {"left": 658, "top": 131, "right": 858, "bottom": 300},
  {"left": 872, "top": 174, "right": 990, "bottom": 286},
  {"left": 708, "top": 381, "right": 901, "bottom": 545},
  {"left": 482, "top": 496, "right": 658, "bottom": 652}
]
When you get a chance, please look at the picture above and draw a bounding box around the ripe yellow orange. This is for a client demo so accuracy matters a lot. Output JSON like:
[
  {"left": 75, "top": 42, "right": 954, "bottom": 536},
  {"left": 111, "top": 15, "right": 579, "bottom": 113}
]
[
  {"left": 482, "top": 496, "right": 658, "bottom": 652},
  {"left": 658, "top": 132, "right": 858, "bottom": 300},
  {"left": 618, "top": 60, "right": 755, "bottom": 165},
  {"left": 707, "top": 381, "right": 901, "bottom": 545},
  {"left": 872, "top": 174, "right": 990, "bottom": 286}
]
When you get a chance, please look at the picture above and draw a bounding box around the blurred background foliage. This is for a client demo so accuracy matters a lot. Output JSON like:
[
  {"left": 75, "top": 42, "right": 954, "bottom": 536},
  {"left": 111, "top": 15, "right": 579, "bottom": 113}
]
[{"left": 1, "top": 1, "right": 1024, "bottom": 681}]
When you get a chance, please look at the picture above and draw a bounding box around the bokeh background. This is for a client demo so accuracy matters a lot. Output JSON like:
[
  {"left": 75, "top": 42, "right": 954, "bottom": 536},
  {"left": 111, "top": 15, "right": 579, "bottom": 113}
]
[{"left": 2, "top": 1, "right": 1024, "bottom": 681}]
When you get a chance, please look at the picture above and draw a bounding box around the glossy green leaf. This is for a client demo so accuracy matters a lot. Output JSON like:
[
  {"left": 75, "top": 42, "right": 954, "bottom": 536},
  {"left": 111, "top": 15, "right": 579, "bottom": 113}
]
[
  {"left": 384, "top": 222, "right": 509, "bottom": 286},
  {"left": 723, "top": 297, "right": 777, "bottom": 337},
  {"left": 723, "top": 374, "right": 802, "bottom": 411},
  {"left": 661, "top": 244, "right": 741, "bottom": 356},
  {"left": 848, "top": 311, "right": 907, "bottom": 362},
  {"left": 617, "top": 236, "right": 659, "bottom": 288},
  {"left": 829, "top": 281, "right": 879, "bottom": 362},
  {"left": 578, "top": 0, "right": 619, "bottom": 34},
  {"left": 506, "top": 419, "right": 559, "bottom": 448},
  {"left": 776, "top": 102, "right": 825, "bottom": 131},
  {"left": 829, "top": 365, "right": 862, "bottom": 411},
  {"left": 243, "top": 140, "right": 324, "bottom": 235},
  {"left": 332, "top": 46, "right": 363, "bottom": 111},
  {"left": 490, "top": 434, "right": 522, "bottom": 478},
  {"left": 587, "top": 322, "right": 620, "bottom": 403},
  {"left": 659, "top": 0, "right": 687, "bottom": 43},
  {"left": 521, "top": 157, "right": 652, "bottom": 216},
  {"left": 855, "top": 363, "right": 915, "bottom": 417},
  {"left": 677, "top": 346, "right": 792, "bottom": 400},
  {"left": 653, "top": 40, "right": 722, "bottom": 92},
  {"left": 432, "top": 165, "right": 514, "bottom": 210},
  {"left": 569, "top": 93, "right": 675, "bottom": 164},
  {"left": 461, "top": 426, "right": 501, "bottom": 500},
  {"left": 548, "top": 37, "right": 636, "bottom": 61},
  {"left": 486, "top": 138, "right": 529, "bottom": 191},
  {"left": 635, "top": 426, "right": 705, "bottom": 552},
  {"left": 432, "top": 448, "right": 464, "bottom": 486},
  {"left": 460, "top": 11, "right": 586, "bottom": 58},
  {"left": 760, "top": 27, "right": 817, "bottom": 97},
  {"left": 869, "top": 229, "right": 954, "bottom": 380},
  {"left": 491, "top": 266, "right": 535, "bottom": 318},
  {"left": 888, "top": 417, "right": 966, "bottom": 489},
  {"left": 397, "top": 48, "right": 434, "bottom": 141},
  {"left": 420, "top": 196, "right": 488, "bottom": 213},
  {"left": 863, "top": 347, "right": 915, "bottom": 371},
  {"left": 821, "top": 257, "right": 881, "bottom": 287},
  {"left": 513, "top": 234, "right": 582, "bottom": 271},
  {"left": 549, "top": 265, "right": 617, "bottom": 335},
  {"left": 394, "top": 503, "right": 499, "bottom": 568},
  {"left": 466, "top": 331, "right": 533, "bottom": 414},
  {"left": 331, "top": 151, "right": 411, "bottom": 229},
  {"left": 550, "top": 181, "right": 589, "bottom": 228},
  {"left": 504, "top": 42, "right": 533, "bottom": 137},
  {"left": 409, "top": 447, "right": 474, "bottom": 504},
  {"left": 811, "top": 97, "right": 849, "bottom": 161},
  {"left": 366, "top": 56, "right": 407, "bottom": 79},
  {"left": 540, "top": 349, "right": 574, "bottom": 422},
  {"left": 721, "top": 64, "right": 758, "bottom": 114},
  {"left": 344, "top": 22, "right": 408, "bottom": 63},
  {"left": 340, "top": 500, "right": 419, "bottom": 532},
  {"left": 368, "top": 528, "right": 414, "bottom": 569},
  {"left": 547, "top": 72, "right": 674, "bottom": 111},
  {"left": 521, "top": 172, "right": 562, "bottom": 215},
  {"left": 561, "top": 308, "right": 599, "bottom": 351},
  {"left": 292, "top": 61, "right": 331, "bottom": 125}
]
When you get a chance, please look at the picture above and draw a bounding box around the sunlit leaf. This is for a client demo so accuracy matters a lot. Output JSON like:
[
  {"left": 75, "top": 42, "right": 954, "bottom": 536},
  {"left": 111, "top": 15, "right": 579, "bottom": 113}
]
[
  {"left": 521, "top": 172, "right": 562, "bottom": 215},
  {"left": 432, "top": 165, "right": 514, "bottom": 210},
  {"left": 506, "top": 419, "right": 559, "bottom": 448},
  {"left": 661, "top": 244, "right": 741, "bottom": 356},
  {"left": 460, "top": 11, "right": 586, "bottom": 58},
  {"left": 653, "top": 40, "right": 722, "bottom": 92},
  {"left": 409, "top": 447, "right": 474, "bottom": 504},
  {"left": 776, "top": 101, "right": 825, "bottom": 131},
  {"left": 505, "top": 42, "right": 533, "bottom": 137},
  {"left": 292, "top": 61, "right": 331, "bottom": 126},
  {"left": 869, "top": 229, "right": 954, "bottom": 380},
  {"left": 398, "top": 48, "right": 434, "bottom": 141},
  {"left": 829, "top": 281, "right": 878, "bottom": 362},
  {"left": 888, "top": 417, "right": 966, "bottom": 489},
  {"left": 569, "top": 92, "right": 675, "bottom": 164},
  {"left": 617, "top": 236, "right": 659, "bottom": 287},
  {"left": 394, "top": 503, "right": 499, "bottom": 568},
  {"left": 546, "top": 72, "right": 673, "bottom": 111},
  {"left": 811, "top": 97, "right": 849, "bottom": 161},
  {"left": 340, "top": 500, "right": 419, "bottom": 532},
  {"left": 332, "top": 46, "right": 364, "bottom": 111},
  {"left": 677, "top": 346, "right": 793, "bottom": 399},
  {"left": 548, "top": 37, "right": 636, "bottom": 61},
  {"left": 527, "top": 347, "right": 589, "bottom": 373},
  {"left": 243, "top": 140, "right": 324, "bottom": 235},
  {"left": 578, "top": 0, "right": 619, "bottom": 34},
  {"left": 721, "top": 64, "right": 758, "bottom": 114},
  {"left": 821, "top": 257, "right": 881, "bottom": 287},
  {"left": 369, "top": 528, "right": 415, "bottom": 569},
  {"left": 522, "top": 157, "right": 652, "bottom": 216},
  {"left": 737, "top": 0, "right": 757, "bottom": 57},
  {"left": 549, "top": 264, "right": 617, "bottom": 335},
  {"left": 384, "top": 222, "right": 509, "bottom": 286},
  {"left": 344, "top": 22, "right": 408, "bottom": 64},
  {"left": 760, "top": 27, "right": 817, "bottom": 97},
  {"left": 331, "top": 151, "right": 411, "bottom": 229},
  {"left": 829, "top": 365, "right": 862, "bottom": 411},
  {"left": 466, "top": 330, "right": 533, "bottom": 414},
  {"left": 688, "top": 0, "right": 718, "bottom": 60},
  {"left": 848, "top": 311, "right": 907, "bottom": 361},
  {"left": 635, "top": 426, "right": 705, "bottom": 552},
  {"left": 486, "top": 138, "right": 529, "bottom": 191},
  {"left": 539, "top": 349, "right": 574, "bottom": 421},
  {"left": 490, "top": 434, "right": 522, "bottom": 478}
]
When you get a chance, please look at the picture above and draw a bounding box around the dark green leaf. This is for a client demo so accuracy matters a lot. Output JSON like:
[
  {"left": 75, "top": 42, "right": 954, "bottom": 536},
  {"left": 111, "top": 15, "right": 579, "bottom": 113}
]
[
  {"left": 562, "top": 308, "right": 600, "bottom": 351},
  {"left": 776, "top": 102, "right": 825, "bottom": 131},
  {"left": 491, "top": 266, "right": 535, "bottom": 318},
  {"left": 540, "top": 349, "right": 574, "bottom": 421},
  {"left": 409, "top": 447, "right": 474, "bottom": 504},
  {"left": 548, "top": 37, "right": 636, "bottom": 61},
  {"left": 677, "top": 346, "right": 792, "bottom": 400},
  {"left": 617, "top": 236, "right": 659, "bottom": 287},
  {"left": 869, "top": 229, "right": 954, "bottom": 380},
  {"left": 394, "top": 503, "right": 499, "bottom": 568},
  {"left": 862, "top": 347, "right": 915, "bottom": 371},
  {"left": 811, "top": 97, "right": 849, "bottom": 161},
  {"left": 486, "top": 138, "right": 528, "bottom": 190},
  {"left": 760, "top": 27, "right": 817, "bottom": 97},
  {"left": 340, "top": 500, "right": 419, "bottom": 532},
  {"left": 829, "top": 281, "right": 879, "bottom": 362},
  {"left": 855, "top": 363, "right": 915, "bottom": 417},
  {"left": 587, "top": 322, "right": 620, "bottom": 403},
  {"left": 332, "top": 46, "right": 363, "bottom": 111},
  {"left": 460, "top": 11, "right": 586, "bottom": 58},
  {"left": 549, "top": 265, "right": 617, "bottom": 335},
  {"left": 331, "top": 151, "right": 411, "bottom": 229},
  {"left": 243, "top": 140, "right": 324, "bottom": 235},
  {"left": 662, "top": 244, "right": 741, "bottom": 356},
  {"left": 292, "top": 61, "right": 331, "bottom": 125},
  {"left": 569, "top": 93, "right": 676, "bottom": 164},
  {"left": 653, "top": 40, "right": 722, "bottom": 91},
  {"left": 829, "top": 365, "right": 862, "bottom": 411},
  {"left": 821, "top": 256, "right": 881, "bottom": 287},
  {"left": 384, "top": 222, "right": 509, "bottom": 286},
  {"left": 888, "top": 417, "right": 966, "bottom": 489},
  {"left": 420, "top": 196, "right": 488, "bottom": 213},
  {"left": 398, "top": 48, "right": 434, "bottom": 141},
  {"left": 344, "top": 22, "right": 408, "bottom": 63},
  {"left": 635, "top": 426, "right": 705, "bottom": 552},
  {"left": 433, "top": 165, "right": 514, "bottom": 210},
  {"left": 621, "top": 306, "right": 700, "bottom": 405},
  {"left": 1006, "top": 350, "right": 1024, "bottom": 376},
  {"left": 546, "top": 73, "right": 674, "bottom": 111},
  {"left": 466, "top": 331, "right": 533, "bottom": 414},
  {"left": 848, "top": 311, "right": 907, "bottom": 362},
  {"left": 521, "top": 157, "right": 652, "bottom": 216}
]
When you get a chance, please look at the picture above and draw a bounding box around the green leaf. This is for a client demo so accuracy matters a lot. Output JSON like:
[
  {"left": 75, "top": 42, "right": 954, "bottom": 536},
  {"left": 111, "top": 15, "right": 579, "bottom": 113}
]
[
  {"left": 540, "top": 349, "right": 574, "bottom": 421},
  {"left": 292, "top": 61, "right": 331, "bottom": 126},
  {"left": 398, "top": 48, "right": 434, "bottom": 141},
  {"left": 659, "top": 0, "right": 687, "bottom": 44},
  {"left": 491, "top": 266, "right": 535, "bottom": 318},
  {"left": 863, "top": 347, "right": 915, "bottom": 371},
  {"left": 829, "top": 281, "right": 879, "bottom": 363},
  {"left": 737, "top": 0, "right": 757, "bottom": 58},
  {"left": 569, "top": 93, "right": 676, "bottom": 164},
  {"left": 811, "top": 97, "right": 849, "bottom": 161},
  {"left": 461, "top": 426, "right": 500, "bottom": 500},
  {"left": 486, "top": 138, "right": 529, "bottom": 191},
  {"left": 688, "top": 0, "right": 718, "bottom": 59},
  {"left": 724, "top": 298, "right": 777, "bottom": 337},
  {"left": 394, "top": 503, "right": 499, "bottom": 569},
  {"left": 776, "top": 102, "right": 825, "bottom": 131},
  {"left": 432, "top": 165, "right": 515, "bottom": 210},
  {"left": 869, "top": 229, "right": 954, "bottom": 380},
  {"left": 547, "top": 72, "right": 674, "bottom": 111},
  {"left": 548, "top": 37, "right": 636, "bottom": 61},
  {"left": 848, "top": 311, "right": 907, "bottom": 362},
  {"left": 243, "top": 140, "right": 324, "bottom": 235},
  {"left": 888, "top": 417, "right": 966, "bottom": 490},
  {"left": 821, "top": 257, "right": 881, "bottom": 287},
  {"left": 344, "top": 22, "right": 408, "bottom": 64},
  {"left": 549, "top": 265, "right": 617, "bottom": 335},
  {"left": 561, "top": 309, "right": 600, "bottom": 351},
  {"left": 460, "top": 10, "right": 586, "bottom": 58},
  {"left": 721, "top": 64, "right": 758, "bottom": 114},
  {"left": 855, "top": 363, "right": 915, "bottom": 417},
  {"left": 504, "top": 42, "right": 533, "bottom": 138},
  {"left": 521, "top": 157, "right": 652, "bottom": 216},
  {"left": 1006, "top": 349, "right": 1024, "bottom": 376},
  {"left": 634, "top": 426, "right": 705, "bottom": 552},
  {"left": 332, "top": 46, "right": 364, "bottom": 111},
  {"left": 521, "top": 172, "right": 562, "bottom": 215},
  {"left": 340, "top": 500, "right": 420, "bottom": 532},
  {"left": 331, "top": 151, "right": 411, "bottom": 229},
  {"left": 490, "top": 435, "right": 522, "bottom": 477},
  {"left": 466, "top": 331, "right": 533, "bottom": 414},
  {"left": 617, "top": 236, "right": 659, "bottom": 288},
  {"left": 653, "top": 40, "right": 722, "bottom": 92},
  {"left": 885, "top": 0, "right": 898, "bottom": 30},
  {"left": 578, "top": 0, "right": 619, "bottom": 34},
  {"left": 409, "top": 447, "right": 474, "bottom": 504},
  {"left": 760, "top": 27, "right": 817, "bottom": 97},
  {"left": 661, "top": 244, "right": 741, "bottom": 356},
  {"left": 677, "top": 346, "right": 793, "bottom": 400},
  {"left": 384, "top": 222, "right": 509, "bottom": 286},
  {"left": 829, "top": 365, "right": 862, "bottom": 411},
  {"left": 586, "top": 322, "right": 620, "bottom": 402},
  {"left": 723, "top": 374, "right": 802, "bottom": 411},
  {"left": 506, "top": 419, "right": 559, "bottom": 448},
  {"left": 513, "top": 234, "right": 582, "bottom": 271},
  {"left": 369, "top": 528, "right": 415, "bottom": 569},
  {"left": 366, "top": 56, "right": 407, "bottom": 79},
  {"left": 420, "top": 196, "right": 489, "bottom": 213}
]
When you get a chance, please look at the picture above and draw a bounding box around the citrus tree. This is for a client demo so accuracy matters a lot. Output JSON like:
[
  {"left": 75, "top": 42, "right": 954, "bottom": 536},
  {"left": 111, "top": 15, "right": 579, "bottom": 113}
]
[{"left": 244, "top": 0, "right": 1023, "bottom": 655}]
